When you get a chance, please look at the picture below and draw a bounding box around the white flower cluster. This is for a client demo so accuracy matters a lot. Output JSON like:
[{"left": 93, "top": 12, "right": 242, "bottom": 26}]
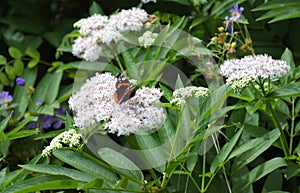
[
  {"left": 170, "top": 86, "right": 210, "bottom": 107},
  {"left": 41, "top": 129, "right": 83, "bottom": 157},
  {"left": 72, "top": 8, "right": 148, "bottom": 61},
  {"left": 220, "top": 54, "right": 290, "bottom": 89},
  {"left": 69, "top": 73, "right": 166, "bottom": 136},
  {"left": 138, "top": 31, "right": 158, "bottom": 48}
]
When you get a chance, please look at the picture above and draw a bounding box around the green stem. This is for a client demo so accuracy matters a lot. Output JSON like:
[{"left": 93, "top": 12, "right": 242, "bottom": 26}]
[
  {"left": 161, "top": 111, "right": 182, "bottom": 189},
  {"left": 266, "top": 101, "right": 289, "bottom": 157},
  {"left": 289, "top": 97, "right": 295, "bottom": 155},
  {"left": 201, "top": 139, "right": 206, "bottom": 192}
]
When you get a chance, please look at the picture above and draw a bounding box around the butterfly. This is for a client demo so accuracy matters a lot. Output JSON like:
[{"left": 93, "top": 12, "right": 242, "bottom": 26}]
[{"left": 114, "top": 74, "right": 136, "bottom": 104}]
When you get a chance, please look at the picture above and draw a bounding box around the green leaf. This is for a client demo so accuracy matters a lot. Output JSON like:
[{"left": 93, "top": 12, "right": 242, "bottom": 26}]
[
  {"left": 27, "top": 58, "right": 39, "bottom": 68},
  {"left": 210, "top": 127, "right": 243, "bottom": 173},
  {"left": 21, "top": 164, "right": 95, "bottom": 182},
  {"left": 232, "top": 129, "right": 281, "bottom": 171},
  {"left": 268, "top": 82, "right": 300, "bottom": 98},
  {"left": 159, "top": 83, "right": 173, "bottom": 101},
  {"left": 0, "top": 112, "right": 12, "bottom": 134},
  {"left": 5, "top": 65, "right": 15, "bottom": 80},
  {"left": 25, "top": 48, "right": 40, "bottom": 59},
  {"left": 89, "top": 1, "right": 104, "bottom": 15},
  {"left": 77, "top": 178, "right": 103, "bottom": 189},
  {"left": 281, "top": 48, "right": 295, "bottom": 69},
  {"left": 13, "top": 67, "right": 38, "bottom": 119},
  {"left": 0, "top": 72, "right": 9, "bottom": 86},
  {"left": 0, "top": 168, "right": 22, "bottom": 190},
  {"left": 53, "top": 149, "right": 118, "bottom": 184},
  {"left": 261, "top": 170, "right": 282, "bottom": 193},
  {"left": 29, "top": 70, "right": 63, "bottom": 112},
  {"left": 0, "top": 141, "right": 10, "bottom": 158},
  {"left": 252, "top": 0, "right": 300, "bottom": 11},
  {"left": 8, "top": 47, "right": 22, "bottom": 59},
  {"left": 7, "top": 129, "right": 39, "bottom": 140},
  {"left": 285, "top": 161, "right": 300, "bottom": 180},
  {"left": 233, "top": 157, "right": 287, "bottom": 192},
  {"left": 13, "top": 60, "right": 24, "bottom": 76},
  {"left": 6, "top": 116, "right": 37, "bottom": 137},
  {"left": 98, "top": 147, "right": 144, "bottom": 181},
  {"left": 0, "top": 55, "right": 7, "bottom": 65},
  {"left": 1, "top": 176, "right": 78, "bottom": 193}
]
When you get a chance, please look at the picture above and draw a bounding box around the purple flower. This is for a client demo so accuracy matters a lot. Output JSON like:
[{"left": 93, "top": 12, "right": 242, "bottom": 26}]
[
  {"left": 16, "top": 77, "right": 26, "bottom": 86},
  {"left": 224, "top": 3, "right": 244, "bottom": 34},
  {"left": 229, "top": 3, "right": 244, "bottom": 22},
  {"left": 36, "top": 98, "right": 43, "bottom": 106},
  {"left": 0, "top": 91, "right": 13, "bottom": 108},
  {"left": 28, "top": 107, "right": 67, "bottom": 130}
]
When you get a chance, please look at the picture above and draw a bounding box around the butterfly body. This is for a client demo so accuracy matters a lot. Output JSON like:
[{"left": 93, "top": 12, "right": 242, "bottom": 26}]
[{"left": 114, "top": 74, "right": 136, "bottom": 104}]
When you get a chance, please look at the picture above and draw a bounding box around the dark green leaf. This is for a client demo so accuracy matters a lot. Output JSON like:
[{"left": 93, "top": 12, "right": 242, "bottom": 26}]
[
  {"left": 21, "top": 164, "right": 95, "bottom": 182},
  {"left": 53, "top": 149, "right": 118, "bottom": 184},
  {"left": 89, "top": 1, "right": 104, "bottom": 15},
  {"left": 233, "top": 157, "right": 287, "bottom": 192},
  {"left": 1, "top": 176, "right": 78, "bottom": 193},
  {"left": 268, "top": 82, "right": 300, "bottom": 98},
  {"left": 0, "top": 112, "right": 12, "bottom": 134},
  {"left": 261, "top": 170, "right": 282, "bottom": 192},
  {"left": 210, "top": 128, "right": 243, "bottom": 173},
  {"left": 13, "top": 67, "right": 38, "bottom": 119},
  {"left": 98, "top": 147, "right": 144, "bottom": 181}
]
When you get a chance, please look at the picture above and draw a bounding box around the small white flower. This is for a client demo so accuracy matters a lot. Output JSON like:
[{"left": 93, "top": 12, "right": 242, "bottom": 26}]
[
  {"left": 220, "top": 54, "right": 290, "bottom": 89},
  {"left": 138, "top": 31, "right": 158, "bottom": 48},
  {"left": 111, "top": 8, "right": 148, "bottom": 32},
  {"left": 41, "top": 129, "right": 83, "bottom": 157},
  {"left": 171, "top": 86, "right": 210, "bottom": 108}
]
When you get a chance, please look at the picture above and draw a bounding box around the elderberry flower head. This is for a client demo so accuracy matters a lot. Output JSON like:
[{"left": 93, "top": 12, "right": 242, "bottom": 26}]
[
  {"left": 69, "top": 73, "right": 166, "bottom": 136},
  {"left": 72, "top": 8, "right": 148, "bottom": 61},
  {"left": 138, "top": 31, "right": 158, "bottom": 48},
  {"left": 170, "top": 86, "right": 210, "bottom": 108},
  {"left": 220, "top": 54, "right": 290, "bottom": 90},
  {"left": 41, "top": 129, "right": 83, "bottom": 157}
]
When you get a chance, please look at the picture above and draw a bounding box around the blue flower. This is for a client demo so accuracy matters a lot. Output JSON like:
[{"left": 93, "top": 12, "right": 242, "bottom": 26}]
[
  {"left": 16, "top": 77, "right": 26, "bottom": 86},
  {"left": 0, "top": 91, "right": 13, "bottom": 108}
]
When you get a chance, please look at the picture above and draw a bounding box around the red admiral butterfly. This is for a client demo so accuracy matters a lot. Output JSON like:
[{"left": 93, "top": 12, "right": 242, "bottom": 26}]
[{"left": 114, "top": 74, "right": 136, "bottom": 104}]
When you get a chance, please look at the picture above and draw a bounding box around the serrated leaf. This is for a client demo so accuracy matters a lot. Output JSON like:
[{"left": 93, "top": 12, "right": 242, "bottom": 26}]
[
  {"left": 13, "top": 60, "right": 24, "bottom": 76},
  {"left": 0, "top": 55, "right": 7, "bottom": 65},
  {"left": 25, "top": 48, "right": 40, "bottom": 59}
]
